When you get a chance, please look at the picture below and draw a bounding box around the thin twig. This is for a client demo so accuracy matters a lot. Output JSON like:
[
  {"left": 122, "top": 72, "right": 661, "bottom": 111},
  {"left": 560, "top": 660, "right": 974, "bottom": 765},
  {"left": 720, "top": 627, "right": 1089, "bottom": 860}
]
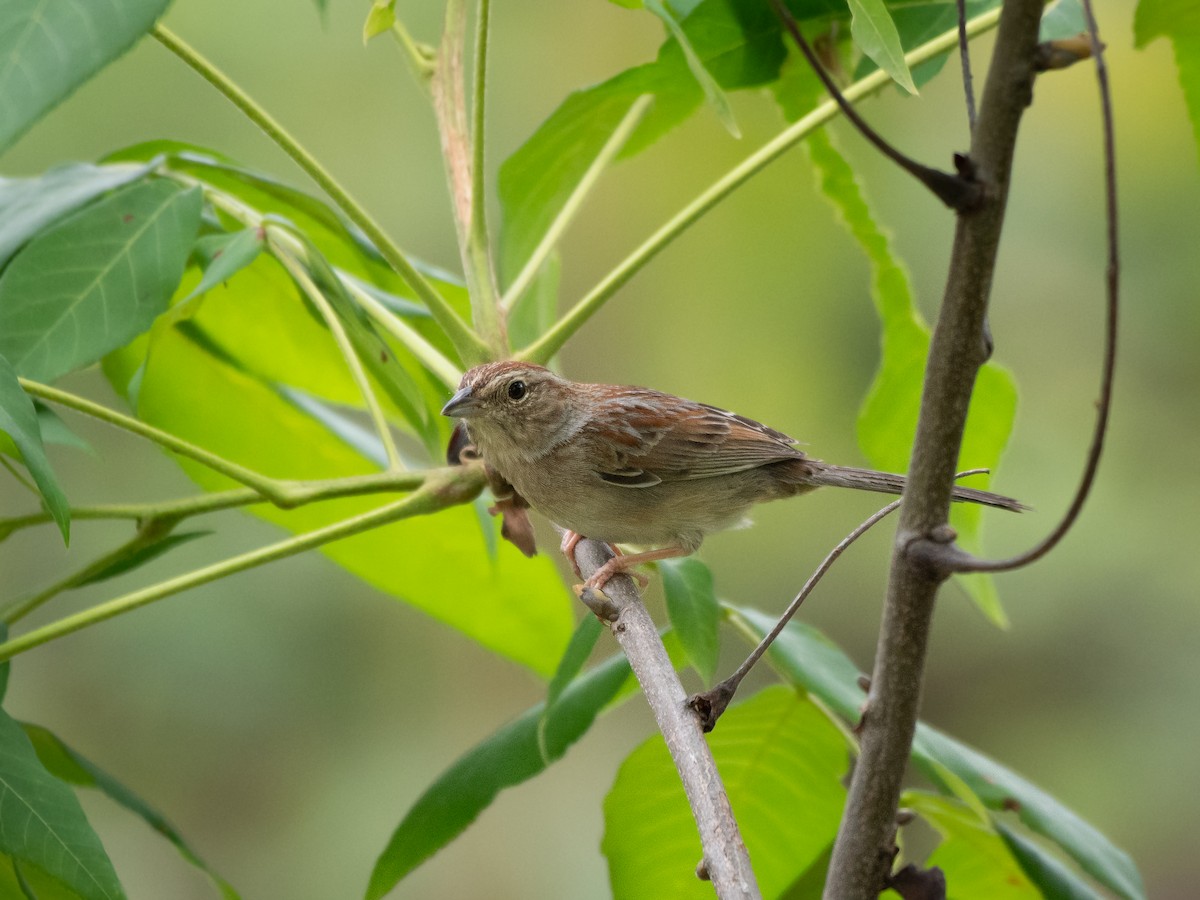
[
  {"left": 768, "top": 0, "right": 981, "bottom": 211},
  {"left": 573, "top": 539, "right": 761, "bottom": 899},
  {"left": 956, "top": 0, "right": 978, "bottom": 131},
  {"left": 917, "top": 0, "right": 1118, "bottom": 576},
  {"left": 691, "top": 500, "right": 901, "bottom": 731}
]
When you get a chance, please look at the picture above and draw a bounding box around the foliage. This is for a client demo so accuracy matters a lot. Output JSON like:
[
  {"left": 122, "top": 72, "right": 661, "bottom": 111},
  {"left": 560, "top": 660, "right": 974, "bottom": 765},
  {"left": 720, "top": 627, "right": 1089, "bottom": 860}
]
[{"left": 0, "top": 0, "right": 1169, "bottom": 896}]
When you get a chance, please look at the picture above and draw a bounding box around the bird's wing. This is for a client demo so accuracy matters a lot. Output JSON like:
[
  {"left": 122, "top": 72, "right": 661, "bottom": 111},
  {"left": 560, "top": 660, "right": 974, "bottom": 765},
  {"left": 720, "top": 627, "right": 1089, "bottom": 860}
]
[{"left": 581, "top": 389, "right": 805, "bottom": 487}]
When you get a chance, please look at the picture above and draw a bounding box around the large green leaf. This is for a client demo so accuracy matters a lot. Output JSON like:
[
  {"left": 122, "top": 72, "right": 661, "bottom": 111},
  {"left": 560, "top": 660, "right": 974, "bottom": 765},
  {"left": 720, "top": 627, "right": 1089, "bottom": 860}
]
[
  {"left": 603, "top": 686, "right": 845, "bottom": 899},
  {"left": 997, "top": 821, "right": 1102, "bottom": 900},
  {"left": 366, "top": 647, "right": 634, "bottom": 899},
  {"left": 0, "top": 709, "right": 123, "bottom": 900},
  {"left": 903, "top": 792, "right": 1039, "bottom": 899},
  {"left": 102, "top": 257, "right": 573, "bottom": 676},
  {"left": 0, "top": 163, "right": 156, "bottom": 269},
  {"left": 0, "top": 0, "right": 171, "bottom": 152},
  {"left": 0, "top": 179, "right": 202, "bottom": 384},
  {"left": 805, "top": 127, "right": 1017, "bottom": 626},
  {"left": 0, "top": 354, "right": 70, "bottom": 542},
  {"left": 845, "top": 0, "right": 917, "bottom": 93},
  {"left": 1135, "top": 0, "right": 1200, "bottom": 167},
  {"left": 731, "top": 607, "right": 1146, "bottom": 900},
  {"left": 22, "top": 724, "right": 239, "bottom": 900}
]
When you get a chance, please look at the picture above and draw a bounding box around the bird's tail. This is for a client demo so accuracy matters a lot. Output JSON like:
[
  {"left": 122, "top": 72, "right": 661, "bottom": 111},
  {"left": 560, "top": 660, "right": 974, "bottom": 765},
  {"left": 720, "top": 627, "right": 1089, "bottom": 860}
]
[{"left": 803, "top": 463, "right": 1024, "bottom": 512}]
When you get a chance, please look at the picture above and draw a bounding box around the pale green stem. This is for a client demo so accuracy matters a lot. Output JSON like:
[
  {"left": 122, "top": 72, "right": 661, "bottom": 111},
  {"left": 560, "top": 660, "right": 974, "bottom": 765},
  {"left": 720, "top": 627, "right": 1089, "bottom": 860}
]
[
  {"left": 152, "top": 24, "right": 490, "bottom": 366},
  {"left": 466, "top": 0, "right": 505, "bottom": 350},
  {"left": 20, "top": 379, "right": 289, "bottom": 502},
  {"left": 349, "top": 281, "right": 463, "bottom": 389},
  {"left": 0, "top": 466, "right": 484, "bottom": 662},
  {"left": 390, "top": 19, "right": 436, "bottom": 83},
  {"left": 518, "top": 7, "right": 1003, "bottom": 364},
  {"left": 501, "top": 94, "right": 653, "bottom": 313},
  {"left": 269, "top": 237, "right": 403, "bottom": 471}
]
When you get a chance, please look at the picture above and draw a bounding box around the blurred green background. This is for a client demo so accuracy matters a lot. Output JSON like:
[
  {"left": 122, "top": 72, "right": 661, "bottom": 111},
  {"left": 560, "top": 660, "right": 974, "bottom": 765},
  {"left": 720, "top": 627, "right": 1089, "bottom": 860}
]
[{"left": 2, "top": 0, "right": 1196, "bottom": 896}]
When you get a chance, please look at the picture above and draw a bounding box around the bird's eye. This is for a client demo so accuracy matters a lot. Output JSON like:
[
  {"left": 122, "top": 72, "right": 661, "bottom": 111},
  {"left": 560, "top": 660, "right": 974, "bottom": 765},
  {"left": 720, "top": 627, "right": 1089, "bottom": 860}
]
[{"left": 507, "top": 379, "right": 527, "bottom": 401}]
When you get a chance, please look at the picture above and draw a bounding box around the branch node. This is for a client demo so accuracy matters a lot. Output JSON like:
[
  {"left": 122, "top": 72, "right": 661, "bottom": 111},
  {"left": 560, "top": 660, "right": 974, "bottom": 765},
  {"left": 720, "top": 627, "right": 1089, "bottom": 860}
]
[
  {"left": 688, "top": 680, "right": 735, "bottom": 733},
  {"left": 1035, "top": 35, "right": 1099, "bottom": 72}
]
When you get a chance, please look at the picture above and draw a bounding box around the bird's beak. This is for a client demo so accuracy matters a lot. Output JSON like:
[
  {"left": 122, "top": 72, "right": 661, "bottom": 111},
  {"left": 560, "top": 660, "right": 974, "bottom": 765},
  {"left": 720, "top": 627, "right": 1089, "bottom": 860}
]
[{"left": 441, "top": 385, "right": 480, "bottom": 418}]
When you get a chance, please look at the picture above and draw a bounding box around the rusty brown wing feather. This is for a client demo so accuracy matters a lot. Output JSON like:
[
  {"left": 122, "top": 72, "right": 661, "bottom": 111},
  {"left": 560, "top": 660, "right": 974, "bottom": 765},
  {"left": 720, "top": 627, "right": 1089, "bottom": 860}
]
[{"left": 582, "top": 388, "right": 807, "bottom": 487}]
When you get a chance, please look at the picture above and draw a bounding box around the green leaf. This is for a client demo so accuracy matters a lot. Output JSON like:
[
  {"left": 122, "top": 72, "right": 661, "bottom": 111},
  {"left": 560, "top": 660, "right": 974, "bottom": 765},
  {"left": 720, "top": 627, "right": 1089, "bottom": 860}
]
[
  {"left": 0, "top": 163, "right": 157, "bottom": 269},
  {"left": 22, "top": 724, "right": 239, "bottom": 900},
  {"left": 0, "top": 179, "right": 202, "bottom": 384},
  {"left": 845, "top": 0, "right": 918, "bottom": 94},
  {"left": 366, "top": 648, "right": 633, "bottom": 899},
  {"left": 0, "top": 709, "right": 123, "bottom": 900},
  {"left": 0, "top": 355, "right": 70, "bottom": 542},
  {"left": 903, "top": 792, "right": 1039, "bottom": 899},
  {"left": 659, "top": 557, "right": 719, "bottom": 683},
  {"left": 34, "top": 403, "right": 92, "bottom": 453},
  {"left": 806, "top": 127, "right": 1017, "bottom": 626},
  {"left": 0, "top": 624, "right": 8, "bottom": 703},
  {"left": 1135, "top": 0, "right": 1200, "bottom": 169},
  {"left": 0, "top": 854, "right": 86, "bottom": 900},
  {"left": 541, "top": 615, "right": 604, "bottom": 733},
  {"left": 997, "top": 821, "right": 1102, "bottom": 900},
  {"left": 0, "top": 0, "right": 172, "bottom": 153},
  {"left": 603, "top": 686, "right": 845, "bottom": 899},
  {"left": 645, "top": 0, "right": 740, "bottom": 137},
  {"left": 75, "top": 532, "right": 212, "bottom": 587},
  {"left": 1040, "top": 0, "right": 1086, "bottom": 41},
  {"left": 102, "top": 258, "right": 573, "bottom": 677},
  {"left": 730, "top": 607, "right": 1146, "bottom": 900},
  {"left": 363, "top": 0, "right": 396, "bottom": 43},
  {"left": 185, "top": 228, "right": 264, "bottom": 303}
]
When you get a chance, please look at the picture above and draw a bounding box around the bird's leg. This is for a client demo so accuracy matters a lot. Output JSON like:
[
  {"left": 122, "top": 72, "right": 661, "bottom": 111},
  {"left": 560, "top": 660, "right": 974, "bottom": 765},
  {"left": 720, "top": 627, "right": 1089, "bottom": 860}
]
[{"left": 581, "top": 545, "right": 689, "bottom": 593}]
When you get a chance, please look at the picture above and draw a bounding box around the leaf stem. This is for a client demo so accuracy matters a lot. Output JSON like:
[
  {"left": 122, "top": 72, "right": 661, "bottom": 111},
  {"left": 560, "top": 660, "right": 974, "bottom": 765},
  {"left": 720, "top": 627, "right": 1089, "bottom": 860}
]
[
  {"left": 269, "top": 237, "right": 403, "bottom": 470},
  {"left": 20, "top": 379, "right": 289, "bottom": 502},
  {"left": 501, "top": 95, "right": 652, "bottom": 314},
  {"left": 151, "top": 24, "right": 489, "bottom": 366},
  {"left": 0, "top": 466, "right": 484, "bottom": 662},
  {"left": 517, "top": 7, "right": 1002, "bottom": 364}
]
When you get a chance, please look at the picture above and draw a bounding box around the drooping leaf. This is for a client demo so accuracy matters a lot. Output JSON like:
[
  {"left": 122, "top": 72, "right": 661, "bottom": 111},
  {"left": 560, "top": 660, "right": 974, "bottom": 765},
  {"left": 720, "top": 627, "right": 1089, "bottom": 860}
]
[
  {"left": 363, "top": 0, "right": 396, "bottom": 43},
  {"left": 903, "top": 792, "right": 1040, "bottom": 899},
  {"left": 997, "top": 821, "right": 1102, "bottom": 900},
  {"left": 1135, "top": 0, "right": 1200, "bottom": 168},
  {"left": 645, "top": 0, "right": 741, "bottom": 137},
  {"left": 730, "top": 607, "right": 1146, "bottom": 900},
  {"left": 805, "top": 127, "right": 1017, "bottom": 626},
  {"left": 0, "top": 180, "right": 202, "bottom": 384},
  {"left": 366, "top": 647, "right": 634, "bottom": 899},
  {"left": 0, "top": 355, "right": 70, "bottom": 542},
  {"left": 845, "top": 0, "right": 918, "bottom": 93},
  {"left": 659, "top": 557, "right": 720, "bottom": 683},
  {"left": 102, "top": 260, "right": 573, "bottom": 677},
  {"left": 0, "top": 709, "right": 124, "bottom": 900},
  {"left": 0, "top": 0, "right": 172, "bottom": 153},
  {"left": 603, "top": 686, "right": 845, "bottom": 899},
  {"left": 539, "top": 614, "right": 604, "bottom": 758},
  {"left": 34, "top": 403, "right": 92, "bottom": 453},
  {"left": 185, "top": 228, "right": 264, "bottom": 303},
  {"left": 0, "top": 163, "right": 156, "bottom": 269},
  {"left": 22, "top": 724, "right": 240, "bottom": 900},
  {"left": 74, "top": 532, "right": 213, "bottom": 587}
]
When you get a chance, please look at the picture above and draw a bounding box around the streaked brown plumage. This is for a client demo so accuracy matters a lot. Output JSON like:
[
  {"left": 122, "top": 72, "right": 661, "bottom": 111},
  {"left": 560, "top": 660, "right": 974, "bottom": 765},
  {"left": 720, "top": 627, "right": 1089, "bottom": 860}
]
[{"left": 442, "top": 362, "right": 1021, "bottom": 591}]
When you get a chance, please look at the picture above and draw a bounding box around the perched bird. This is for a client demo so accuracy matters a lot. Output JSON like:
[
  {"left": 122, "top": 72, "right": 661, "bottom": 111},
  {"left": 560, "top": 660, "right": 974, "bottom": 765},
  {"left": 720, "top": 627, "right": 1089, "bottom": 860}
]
[{"left": 442, "top": 362, "right": 1021, "bottom": 592}]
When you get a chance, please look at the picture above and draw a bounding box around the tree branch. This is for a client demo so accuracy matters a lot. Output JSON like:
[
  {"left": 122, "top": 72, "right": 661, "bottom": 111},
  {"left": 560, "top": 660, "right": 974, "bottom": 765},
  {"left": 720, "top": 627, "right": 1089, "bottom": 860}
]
[
  {"left": 572, "top": 539, "right": 761, "bottom": 900},
  {"left": 822, "top": 1, "right": 1045, "bottom": 897}
]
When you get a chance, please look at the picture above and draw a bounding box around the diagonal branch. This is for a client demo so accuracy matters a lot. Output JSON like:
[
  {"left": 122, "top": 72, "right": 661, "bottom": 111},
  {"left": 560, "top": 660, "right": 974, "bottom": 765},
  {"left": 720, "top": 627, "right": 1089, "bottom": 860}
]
[{"left": 573, "top": 539, "right": 761, "bottom": 900}]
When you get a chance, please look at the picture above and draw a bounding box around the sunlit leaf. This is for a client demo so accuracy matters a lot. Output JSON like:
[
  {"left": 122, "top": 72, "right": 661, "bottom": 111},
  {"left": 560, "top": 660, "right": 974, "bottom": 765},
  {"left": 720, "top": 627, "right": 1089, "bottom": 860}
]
[
  {"left": 0, "top": 0, "right": 171, "bottom": 152},
  {"left": 0, "top": 355, "right": 70, "bottom": 542},
  {"left": 659, "top": 557, "right": 719, "bottom": 683},
  {"left": 1135, "top": 0, "right": 1200, "bottom": 168},
  {"left": 0, "top": 180, "right": 202, "bottom": 384},
  {"left": 603, "top": 686, "right": 844, "bottom": 899},
  {"left": 731, "top": 607, "right": 1146, "bottom": 900},
  {"left": 903, "top": 792, "right": 1039, "bottom": 899},
  {"left": 22, "top": 724, "right": 240, "bottom": 900},
  {"left": 805, "top": 128, "right": 1017, "bottom": 626},
  {"left": 366, "top": 647, "right": 633, "bottom": 898},
  {"left": 0, "top": 710, "right": 123, "bottom": 899},
  {"left": 103, "top": 264, "right": 573, "bottom": 676}
]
